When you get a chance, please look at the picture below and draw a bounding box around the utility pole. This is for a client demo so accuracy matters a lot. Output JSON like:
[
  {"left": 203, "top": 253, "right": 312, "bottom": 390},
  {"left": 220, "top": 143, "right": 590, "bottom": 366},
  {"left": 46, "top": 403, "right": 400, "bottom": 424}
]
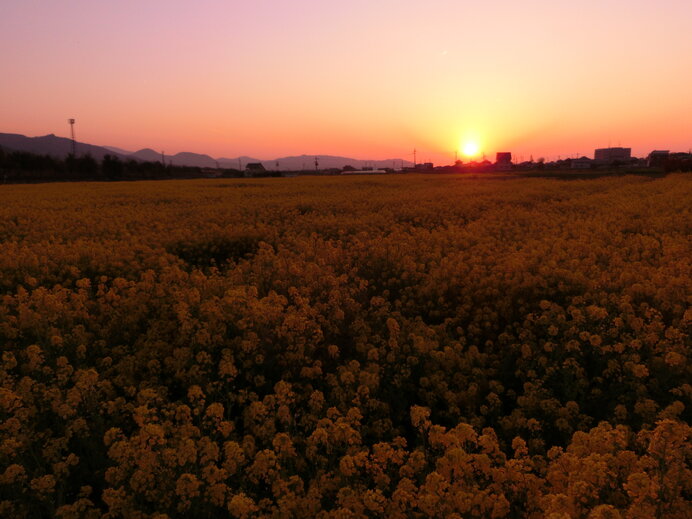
[
  {"left": 314, "top": 157, "right": 319, "bottom": 172},
  {"left": 161, "top": 150, "right": 165, "bottom": 165},
  {"left": 413, "top": 148, "right": 417, "bottom": 167},
  {"left": 68, "top": 118, "right": 76, "bottom": 156}
]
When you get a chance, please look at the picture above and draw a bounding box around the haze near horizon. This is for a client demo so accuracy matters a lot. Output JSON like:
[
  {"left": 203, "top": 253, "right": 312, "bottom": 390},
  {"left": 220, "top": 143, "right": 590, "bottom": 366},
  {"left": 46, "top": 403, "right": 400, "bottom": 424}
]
[{"left": 2, "top": 0, "right": 691, "bottom": 163}]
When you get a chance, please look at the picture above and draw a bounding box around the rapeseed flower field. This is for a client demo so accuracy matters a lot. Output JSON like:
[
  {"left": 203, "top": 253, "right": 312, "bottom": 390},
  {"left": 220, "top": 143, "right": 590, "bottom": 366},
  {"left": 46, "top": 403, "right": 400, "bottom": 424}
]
[{"left": 0, "top": 174, "right": 690, "bottom": 518}]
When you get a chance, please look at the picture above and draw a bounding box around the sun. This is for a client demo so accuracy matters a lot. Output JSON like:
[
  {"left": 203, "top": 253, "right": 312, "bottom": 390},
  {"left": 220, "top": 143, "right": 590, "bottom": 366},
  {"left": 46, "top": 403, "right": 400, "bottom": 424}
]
[{"left": 462, "top": 140, "right": 480, "bottom": 158}]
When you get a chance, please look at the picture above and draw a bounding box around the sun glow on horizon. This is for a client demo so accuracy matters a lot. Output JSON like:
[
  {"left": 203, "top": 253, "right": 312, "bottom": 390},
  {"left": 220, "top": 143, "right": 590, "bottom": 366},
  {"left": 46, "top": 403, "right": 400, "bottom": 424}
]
[
  {"left": 1, "top": 2, "right": 691, "bottom": 160},
  {"left": 462, "top": 140, "right": 481, "bottom": 158}
]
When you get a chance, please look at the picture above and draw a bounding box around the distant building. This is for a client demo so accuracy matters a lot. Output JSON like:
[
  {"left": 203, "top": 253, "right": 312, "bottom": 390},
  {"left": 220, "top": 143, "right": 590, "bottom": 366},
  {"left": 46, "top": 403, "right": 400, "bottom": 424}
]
[
  {"left": 594, "top": 147, "right": 631, "bottom": 164},
  {"left": 495, "top": 152, "right": 512, "bottom": 171},
  {"left": 513, "top": 161, "right": 534, "bottom": 171},
  {"left": 415, "top": 162, "right": 434, "bottom": 171},
  {"left": 571, "top": 157, "right": 593, "bottom": 169},
  {"left": 245, "top": 163, "right": 266, "bottom": 177},
  {"left": 647, "top": 150, "right": 669, "bottom": 167},
  {"left": 341, "top": 169, "right": 387, "bottom": 175}
]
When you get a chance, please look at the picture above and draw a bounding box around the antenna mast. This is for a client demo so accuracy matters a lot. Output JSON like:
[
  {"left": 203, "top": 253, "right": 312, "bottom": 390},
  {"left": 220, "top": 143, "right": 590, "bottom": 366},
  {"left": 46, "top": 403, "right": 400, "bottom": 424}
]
[{"left": 68, "top": 118, "right": 76, "bottom": 156}]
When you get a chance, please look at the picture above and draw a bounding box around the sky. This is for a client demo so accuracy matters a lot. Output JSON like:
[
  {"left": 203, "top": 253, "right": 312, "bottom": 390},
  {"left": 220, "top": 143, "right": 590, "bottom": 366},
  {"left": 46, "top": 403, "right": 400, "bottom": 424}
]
[{"left": 2, "top": 0, "right": 691, "bottom": 163}]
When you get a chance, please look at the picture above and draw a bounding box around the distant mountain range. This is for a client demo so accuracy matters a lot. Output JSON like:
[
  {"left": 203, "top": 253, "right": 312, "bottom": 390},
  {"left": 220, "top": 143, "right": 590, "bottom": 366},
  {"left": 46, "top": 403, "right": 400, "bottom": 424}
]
[
  {"left": 0, "top": 132, "right": 413, "bottom": 170},
  {"left": 0, "top": 133, "right": 125, "bottom": 161}
]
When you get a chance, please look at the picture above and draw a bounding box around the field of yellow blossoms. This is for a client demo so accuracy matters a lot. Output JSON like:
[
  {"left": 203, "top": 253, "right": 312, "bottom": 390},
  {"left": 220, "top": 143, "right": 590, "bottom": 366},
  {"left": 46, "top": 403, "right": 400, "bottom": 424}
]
[{"left": 0, "top": 173, "right": 690, "bottom": 518}]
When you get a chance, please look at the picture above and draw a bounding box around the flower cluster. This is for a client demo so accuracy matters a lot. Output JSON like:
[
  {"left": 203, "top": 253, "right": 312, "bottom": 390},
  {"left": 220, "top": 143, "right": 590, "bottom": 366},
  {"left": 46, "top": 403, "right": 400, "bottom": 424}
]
[{"left": 0, "top": 174, "right": 690, "bottom": 517}]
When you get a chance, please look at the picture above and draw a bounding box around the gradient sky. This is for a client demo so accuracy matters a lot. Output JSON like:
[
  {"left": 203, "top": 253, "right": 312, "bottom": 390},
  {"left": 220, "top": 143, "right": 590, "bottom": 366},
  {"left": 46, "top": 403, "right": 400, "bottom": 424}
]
[{"left": 2, "top": 0, "right": 691, "bottom": 162}]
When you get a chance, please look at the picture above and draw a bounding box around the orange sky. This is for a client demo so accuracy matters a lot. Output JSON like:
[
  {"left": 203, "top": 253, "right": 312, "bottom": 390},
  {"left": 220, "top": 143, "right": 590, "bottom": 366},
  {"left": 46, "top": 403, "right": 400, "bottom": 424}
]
[{"left": 2, "top": 0, "right": 691, "bottom": 163}]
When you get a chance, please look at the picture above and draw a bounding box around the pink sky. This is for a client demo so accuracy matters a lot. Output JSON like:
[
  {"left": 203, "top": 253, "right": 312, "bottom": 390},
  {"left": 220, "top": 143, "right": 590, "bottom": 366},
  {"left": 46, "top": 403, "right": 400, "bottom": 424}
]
[{"left": 2, "top": 0, "right": 691, "bottom": 163}]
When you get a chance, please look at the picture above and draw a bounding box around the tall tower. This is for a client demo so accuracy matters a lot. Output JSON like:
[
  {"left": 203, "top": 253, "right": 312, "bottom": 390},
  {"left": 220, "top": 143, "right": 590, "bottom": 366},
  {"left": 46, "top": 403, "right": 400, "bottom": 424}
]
[{"left": 68, "top": 118, "right": 76, "bottom": 156}]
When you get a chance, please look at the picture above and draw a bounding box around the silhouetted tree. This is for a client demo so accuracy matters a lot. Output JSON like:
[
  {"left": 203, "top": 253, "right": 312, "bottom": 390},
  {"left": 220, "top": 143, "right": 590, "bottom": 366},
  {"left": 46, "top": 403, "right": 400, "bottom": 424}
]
[{"left": 102, "top": 154, "right": 124, "bottom": 180}]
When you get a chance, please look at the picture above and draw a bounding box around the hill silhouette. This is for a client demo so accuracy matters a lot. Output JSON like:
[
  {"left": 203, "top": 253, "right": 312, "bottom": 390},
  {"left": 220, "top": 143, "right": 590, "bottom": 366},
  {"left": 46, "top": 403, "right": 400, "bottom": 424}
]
[
  {"left": 0, "top": 133, "right": 127, "bottom": 161},
  {"left": 103, "top": 145, "right": 134, "bottom": 155},
  {"left": 169, "top": 152, "right": 217, "bottom": 168},
  {"left": 130, "top": 148, "right": 163, "bottom": 162},
  {"left": 0, "top": 132, "right": 413, "bottom": 170}
]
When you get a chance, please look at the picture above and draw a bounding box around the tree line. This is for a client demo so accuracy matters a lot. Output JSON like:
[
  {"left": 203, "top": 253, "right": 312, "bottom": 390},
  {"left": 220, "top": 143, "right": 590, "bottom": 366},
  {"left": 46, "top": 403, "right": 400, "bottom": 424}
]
[{"left": 0, "top": 148, "right": 245, "bottom": 182}]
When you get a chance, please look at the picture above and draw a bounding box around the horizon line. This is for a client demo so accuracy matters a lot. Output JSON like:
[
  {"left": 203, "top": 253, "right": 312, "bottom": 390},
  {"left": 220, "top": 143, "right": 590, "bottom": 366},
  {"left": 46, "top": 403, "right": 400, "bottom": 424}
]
[{"left": 3, "top": 130, "right": 690, "bottom": 164}]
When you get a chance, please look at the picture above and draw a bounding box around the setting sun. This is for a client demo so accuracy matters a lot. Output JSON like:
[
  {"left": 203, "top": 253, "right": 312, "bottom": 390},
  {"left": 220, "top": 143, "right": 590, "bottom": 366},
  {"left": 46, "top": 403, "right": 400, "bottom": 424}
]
[{"left": 462, "top": 140, "right": 480, "bottom": 158}]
